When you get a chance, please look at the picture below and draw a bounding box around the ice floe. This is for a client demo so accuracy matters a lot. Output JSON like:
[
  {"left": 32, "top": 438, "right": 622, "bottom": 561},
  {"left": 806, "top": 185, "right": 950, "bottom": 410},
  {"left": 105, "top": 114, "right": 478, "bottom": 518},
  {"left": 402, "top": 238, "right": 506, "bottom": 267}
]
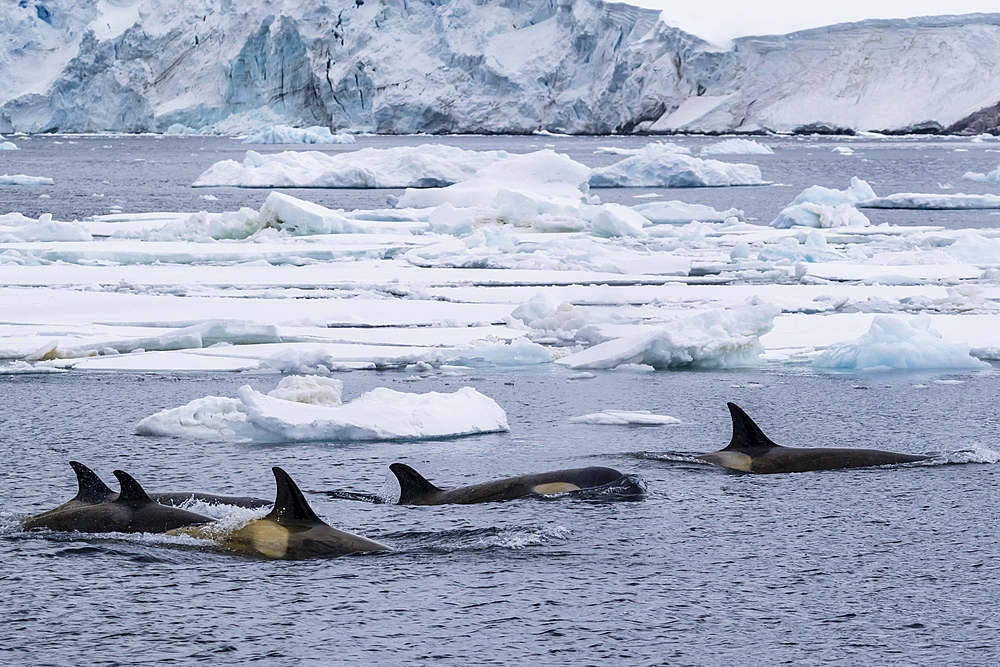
[
  {"left": 589, "top": 146, "right": 765, "bottom": 188},
  {"left": 193, "top": 145, "right": 512, "bottom": 188},
  {"left": 860, "top": 193, "right": 1000, "bottom": 209},
  {"left": 699, "top": 138, "right": 773, "bottom": 155},
  {"left": 812, "top": 315, "right": 990, "bottom": 372},
  {"left": 136, "top": 374, "right": 509, "bottom": 442},
  {"left": 242, "top": 125, "right": 355, "bottom": 145},
  {"left": 1, "top": 174, "right": 54, "bottom": 186},
  {"left": 569, "top": 410, "right": 681, "bottom": 425}
]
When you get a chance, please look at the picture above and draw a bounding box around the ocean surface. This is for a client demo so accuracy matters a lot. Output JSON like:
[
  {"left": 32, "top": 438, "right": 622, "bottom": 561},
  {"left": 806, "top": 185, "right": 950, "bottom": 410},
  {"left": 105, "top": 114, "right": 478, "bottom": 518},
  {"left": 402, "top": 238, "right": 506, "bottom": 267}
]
[{"left": 2, "top": 134, "right": 1000, "bottom": 665}]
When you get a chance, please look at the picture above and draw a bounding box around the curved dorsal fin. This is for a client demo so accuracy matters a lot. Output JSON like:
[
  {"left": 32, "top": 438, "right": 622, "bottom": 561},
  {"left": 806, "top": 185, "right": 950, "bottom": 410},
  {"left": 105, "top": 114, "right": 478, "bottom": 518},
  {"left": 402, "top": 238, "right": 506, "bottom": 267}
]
[
  {"left": 389, "top": 463, "right": 444, "bottom": 504},
  {"left": 69, "top": 461, "right": 116, "bottom": 504},
  {"left": 265, "top": 467, "right": 323, "bottom": 526},
  {"left": 112, "top": 470, "right": 155, "bottom": 507},
  {"left": 724, "top": 403, "right": 780, "bottom": 452}
]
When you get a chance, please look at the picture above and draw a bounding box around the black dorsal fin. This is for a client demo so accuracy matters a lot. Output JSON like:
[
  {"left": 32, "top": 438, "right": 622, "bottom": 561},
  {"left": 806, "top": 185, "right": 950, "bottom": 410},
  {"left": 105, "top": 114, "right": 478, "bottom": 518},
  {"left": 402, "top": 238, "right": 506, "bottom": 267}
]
[
  {"left": 265, "top": 467, "right": 323, "bottom": 526},
  {"left": 112, "top": 470, "right": 155, "bottom": 507},
  {"left": 724, "top": 403, "right": 780, "bottom": 452},
  {"left": 389, "top": 463, "right": 444, "bottom": 504},
  {"left": 69, "top": 461, "right": 116, "bottom": 504}
]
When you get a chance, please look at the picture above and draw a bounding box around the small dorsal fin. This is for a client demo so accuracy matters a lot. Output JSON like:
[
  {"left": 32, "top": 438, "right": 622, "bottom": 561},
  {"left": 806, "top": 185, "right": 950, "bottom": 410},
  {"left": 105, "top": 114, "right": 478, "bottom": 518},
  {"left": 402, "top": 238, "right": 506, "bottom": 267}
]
[
  {"left": 112, "top": 470, "right": 155, "bottom": 507},
  {"left": 389, "top": 463, "right": 444, "bottom": 504},
  {"left": 265, "top": 467, "right": 323, "bottom": 525},
  {"left": 69, "top": 461, "right": 116, "bottom": 504},
  {"left": 724, "top": 403, "right": 780, "bottom": 452}
]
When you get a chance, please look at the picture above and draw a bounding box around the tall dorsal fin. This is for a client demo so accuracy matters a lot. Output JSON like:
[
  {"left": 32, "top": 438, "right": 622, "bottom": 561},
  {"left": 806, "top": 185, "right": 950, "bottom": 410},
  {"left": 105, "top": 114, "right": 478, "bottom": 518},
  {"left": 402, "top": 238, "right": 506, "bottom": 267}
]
[
  {"left": 389, "top": 463, "right": 443, "bottom": 504},
  {"left": 724, "top": 402, "right": 780, "bottom": 452},
  {"left": 112, "top": 470, "right": 155, "bottom": 507},
  {"left": 265, "top": 467, "right": 323, "bottom": 526},
  {"left": 69, "top": 461, "right": 116, "bottom": 504}
]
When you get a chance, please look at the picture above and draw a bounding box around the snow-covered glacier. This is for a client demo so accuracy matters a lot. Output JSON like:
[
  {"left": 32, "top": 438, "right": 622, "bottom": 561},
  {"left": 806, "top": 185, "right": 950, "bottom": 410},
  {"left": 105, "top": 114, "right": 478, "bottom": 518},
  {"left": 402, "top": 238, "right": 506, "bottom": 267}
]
[{"left": 2, "top": 1, "right": 1000, "bottom": 134}]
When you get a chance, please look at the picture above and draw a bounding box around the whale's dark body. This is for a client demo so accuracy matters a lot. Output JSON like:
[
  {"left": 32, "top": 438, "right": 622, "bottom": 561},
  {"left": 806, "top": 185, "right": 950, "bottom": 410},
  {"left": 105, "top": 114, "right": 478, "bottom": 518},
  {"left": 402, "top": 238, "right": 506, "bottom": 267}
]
[
  {"left": 21, "top": 470, "right": 213, "bottom": 533},
  {"left": 389, "top": 462, "right": 636, "bottom": 505},
  {"left": 697, "top": 403, "right": 930, "bottom": 474},
  {"left": 25, "top": 462, "right": 269, "bottom": 527},
  {"left": 171, "top": 467, "right": 390, "bottom": 559}
]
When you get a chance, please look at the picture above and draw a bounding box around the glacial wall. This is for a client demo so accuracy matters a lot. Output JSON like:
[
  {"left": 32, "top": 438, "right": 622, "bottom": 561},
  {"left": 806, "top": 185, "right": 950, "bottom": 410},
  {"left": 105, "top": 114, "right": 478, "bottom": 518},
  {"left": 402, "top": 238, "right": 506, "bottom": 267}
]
[{"left": 2, "top": 1, "right": 999, "bottom": 135}]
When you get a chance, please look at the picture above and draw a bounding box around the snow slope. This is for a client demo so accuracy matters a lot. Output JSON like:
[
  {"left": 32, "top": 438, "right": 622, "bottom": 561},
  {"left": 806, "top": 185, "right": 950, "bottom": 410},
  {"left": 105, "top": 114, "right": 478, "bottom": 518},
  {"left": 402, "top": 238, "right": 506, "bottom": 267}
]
[{"left": 1, "top": 2, "right": 999, "bottom": 134}]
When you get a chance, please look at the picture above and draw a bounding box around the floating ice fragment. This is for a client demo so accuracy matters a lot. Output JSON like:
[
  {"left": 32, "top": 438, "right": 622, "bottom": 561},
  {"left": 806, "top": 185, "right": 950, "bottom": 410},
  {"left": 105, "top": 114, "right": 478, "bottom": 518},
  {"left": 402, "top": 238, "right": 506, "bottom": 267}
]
[
  {"left": 812, "top": 315, "right": 989, "bottom": 372},
  {"left": 700, "top": 138, "right": 773, "bottom": 155},
  {"left": 569, "top": 410, "right": 681, "bottom": 425},
  {"left": 590, "top": 147, "right": 765, "bottom": 187},
  {"left": 242, "top": 125, "right": 355, "bottom": 145}
]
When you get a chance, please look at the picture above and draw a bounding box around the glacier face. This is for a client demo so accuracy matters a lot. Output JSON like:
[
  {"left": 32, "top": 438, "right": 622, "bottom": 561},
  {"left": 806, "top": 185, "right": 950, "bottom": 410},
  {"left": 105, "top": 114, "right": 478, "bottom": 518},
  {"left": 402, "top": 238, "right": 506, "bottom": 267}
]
[{"left": 2, "top": 1, "right": 999, "bottom": 135}]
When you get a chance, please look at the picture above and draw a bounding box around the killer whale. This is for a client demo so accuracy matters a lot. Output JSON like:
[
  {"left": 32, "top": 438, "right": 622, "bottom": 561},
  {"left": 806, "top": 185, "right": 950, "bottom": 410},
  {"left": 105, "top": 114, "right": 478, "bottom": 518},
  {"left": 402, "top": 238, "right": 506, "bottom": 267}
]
[
  {"left": 24, "top": 461, "right": 270, "bottom": 526},
  {"left": 169, "top": 467, "right": 390, "bottom": 560},
  {"left": 21, "top": 470, "right": 213, "bottom": 533},
  {"left": 697, "top": 402, "right": 930, "bottom": 474},
  {"left": 389, "top": 462, "right": 640, "bottom": 505}
]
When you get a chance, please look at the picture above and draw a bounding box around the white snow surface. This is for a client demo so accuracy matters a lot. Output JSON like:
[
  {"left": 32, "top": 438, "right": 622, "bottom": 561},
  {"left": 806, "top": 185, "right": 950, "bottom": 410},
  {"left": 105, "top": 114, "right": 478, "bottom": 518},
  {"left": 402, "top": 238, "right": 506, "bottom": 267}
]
[
  {"left": 242, "top": 125, "right": 355, "bottom": 145},
  {"left": 136, "top": 375, "right": 509, "bottom": 442}
]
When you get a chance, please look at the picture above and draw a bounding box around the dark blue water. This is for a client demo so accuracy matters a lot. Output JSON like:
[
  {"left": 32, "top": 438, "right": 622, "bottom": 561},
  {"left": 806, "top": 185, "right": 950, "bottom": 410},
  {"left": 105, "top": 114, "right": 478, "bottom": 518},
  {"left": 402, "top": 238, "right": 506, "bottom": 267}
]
[
  {"left": 3, "top": 367, "right": 1000, "bottom": 665},
  {"left": 3, "top": 134, "right": 1000, "bottom": 664}
]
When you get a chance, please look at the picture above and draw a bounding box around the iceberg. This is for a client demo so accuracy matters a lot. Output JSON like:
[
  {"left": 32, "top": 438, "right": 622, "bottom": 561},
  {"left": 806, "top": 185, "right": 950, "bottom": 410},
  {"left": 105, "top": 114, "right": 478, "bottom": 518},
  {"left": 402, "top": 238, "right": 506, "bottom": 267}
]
[
  {"left": 700, "top": 138, "right": 773, "bottom": 155},
  {"left": 790, "top": 177, "right": 877, "bottom": 206},
  {"left": 242, "top": 125, "right": 355, "bottom": 145},
  {"left": 589, "top": 148, "right": 765, "bottom": 188},
  {"left": 0, "top": 135, "right": 16, "bottom": 150},
  {"left": 193, "top": 145, "right": 512, "bottom": 188},
  {"left": 770, "top": 202, "right": 870, "bottom": 229},
  {"left": 556, "top": 304, "right": 780, "bottom": 370},
  {"left": 812, "top": 315, "right": 990, "bottom": 372},
  {"left": 0, "top": 212, "right": 92, "bottom": 242},
  {"left": 136, "top": 375, "right": 509, "bottom": 442}
]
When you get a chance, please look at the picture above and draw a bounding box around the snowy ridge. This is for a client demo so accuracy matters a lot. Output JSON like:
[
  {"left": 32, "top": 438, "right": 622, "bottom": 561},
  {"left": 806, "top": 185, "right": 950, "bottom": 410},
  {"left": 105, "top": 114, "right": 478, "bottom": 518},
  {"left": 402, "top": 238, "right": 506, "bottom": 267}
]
[{"left": 3, "top": 2, "right": 999, "bottom": 134}]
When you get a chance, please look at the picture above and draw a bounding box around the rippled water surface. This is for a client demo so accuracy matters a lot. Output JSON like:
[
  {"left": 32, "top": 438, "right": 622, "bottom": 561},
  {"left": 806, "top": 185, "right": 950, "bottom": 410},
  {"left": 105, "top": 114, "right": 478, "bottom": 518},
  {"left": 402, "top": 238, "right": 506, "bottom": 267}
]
[{"left": 3, "top": 368, "right": 1000, "bottom": 665}]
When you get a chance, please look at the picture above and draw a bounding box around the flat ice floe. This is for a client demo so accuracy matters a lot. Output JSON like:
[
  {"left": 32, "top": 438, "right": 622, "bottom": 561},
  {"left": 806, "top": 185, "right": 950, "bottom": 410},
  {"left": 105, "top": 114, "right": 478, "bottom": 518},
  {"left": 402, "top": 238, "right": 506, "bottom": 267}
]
[
  {"left": 3, "top": 140, "right": 1000, "bottom": 378},
  {"left": 589, "top": 145, "right": 765, "bottom": 188},
  {"left": 568, "top": 410, "right": 681, "bottom": 425},
  {"left": 859, "top": 193, "right": 1000, "bottom": 209},
  {"left": 1, "top": 174, "right": 54, "bottom": 185},
  {"left": 136, "top": 375, "right": 509, "bottom": 442}
]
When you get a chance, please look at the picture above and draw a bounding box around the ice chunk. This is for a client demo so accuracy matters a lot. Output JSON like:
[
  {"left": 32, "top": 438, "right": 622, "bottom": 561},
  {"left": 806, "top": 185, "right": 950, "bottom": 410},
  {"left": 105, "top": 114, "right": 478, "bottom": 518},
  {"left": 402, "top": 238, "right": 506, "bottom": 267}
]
[
  {"left": 589, "top": 146, "right": 765, "bottom": 188},
  {"left": 812, "top": 315, "right": 989, "bottom": 372},
  {"left": 700, "top": 138, "right": 773, "bottom": 155},
  {"left": 594, "top": 142, "right": 690, "bottom": 156},
  {"left": 770, "top": 202, "right": 870, "bottom": 228},
  {"left": 633, "top": 200, "right": 743, "bottom": 223},
  {"left": 860, "top": 193, "right": 1000, "bottom": 209},
  {"left": 964, "top": 165, "right": 1000, "bottom": 182},
  {"left": 790, "top": 177, "right": 877, "bottom": 206},
  {"left": 556, "top": 304, "right": 780, "bottom": 370},
  {"left": 266, "top": 375, "right": 343, "bottom": 406},
  {"left": 242, "top": 125, "right": 355, "bottom": 145},
  {"left": 194, "top": 145, "right": 512, "bottom": 188},
  {"left": 137, "top": 375, "right": 509, "bottom": 441},
  {"left": 569, "top": 410, "right": 681, "bottom": 425},
  {"left": 237, "top": 384, "right": 508, "bottom": 441},
  {"left": 589, "top": 203, "right": 648, "bottom": 238},
  {"left": 0, "top": 135, "right": 17, "bottom": 150},
  {"left": 0, "top": 174, "right": 54, "bottom": 185},
  {"left": 0, "top": 212, "right": 92, "bottom": 242}
]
